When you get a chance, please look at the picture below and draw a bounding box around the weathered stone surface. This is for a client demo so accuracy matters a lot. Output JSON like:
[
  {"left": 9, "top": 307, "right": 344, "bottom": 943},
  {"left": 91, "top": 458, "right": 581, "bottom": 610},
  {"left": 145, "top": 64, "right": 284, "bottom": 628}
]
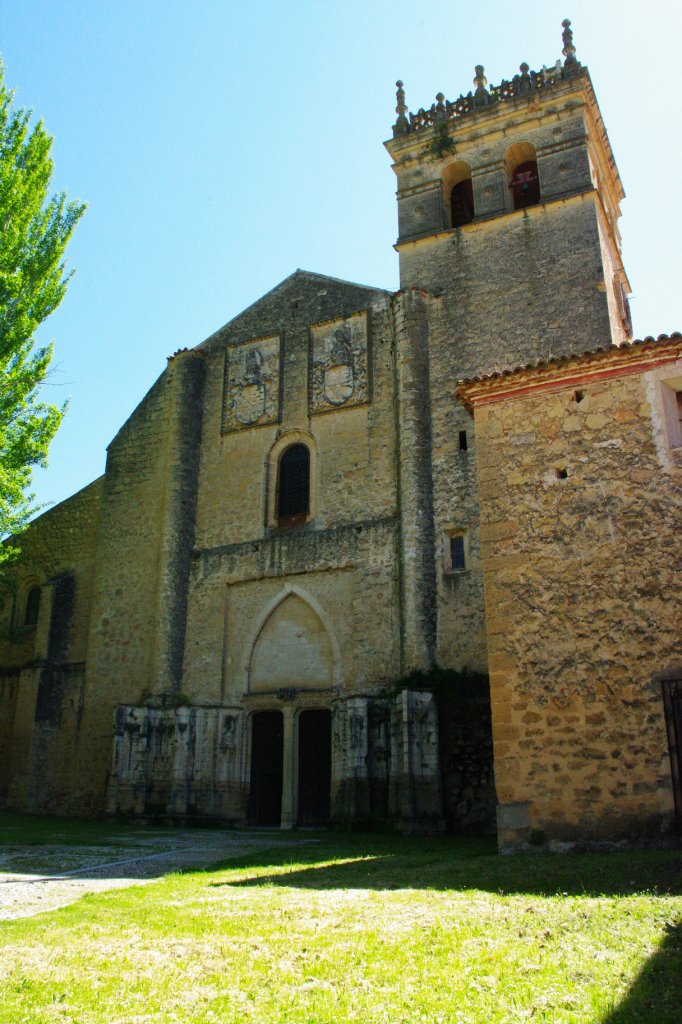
[
  {"left": 460, "top": 340, "right": 682, "bottom": 846},
  {"left": 1, "top": 35, "right": 677, "bottom": 847}
]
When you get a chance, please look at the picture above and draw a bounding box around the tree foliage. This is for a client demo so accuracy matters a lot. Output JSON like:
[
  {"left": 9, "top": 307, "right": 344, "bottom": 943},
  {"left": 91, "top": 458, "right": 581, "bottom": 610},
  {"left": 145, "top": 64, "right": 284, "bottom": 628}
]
[{"left": 0, "top": 61, "right": 85, "bottom": 565}]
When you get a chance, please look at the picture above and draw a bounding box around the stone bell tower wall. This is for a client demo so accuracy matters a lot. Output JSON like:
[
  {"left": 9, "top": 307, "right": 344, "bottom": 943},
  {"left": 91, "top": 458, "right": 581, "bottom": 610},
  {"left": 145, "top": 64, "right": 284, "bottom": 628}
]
[
  {"left": 389, "top": 79, "right": 622, "bottom": 370},
  {"left": 385, "top": 32, "right": 630, "bottom": 673}
]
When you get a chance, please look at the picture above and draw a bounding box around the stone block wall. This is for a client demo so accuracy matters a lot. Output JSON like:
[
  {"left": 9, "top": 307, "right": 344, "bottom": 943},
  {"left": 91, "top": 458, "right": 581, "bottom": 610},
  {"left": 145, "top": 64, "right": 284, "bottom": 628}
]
[
  {"left": 181, "top": 273, "right": 405, "bottom": 704},
  {"left": 386, "top": 73, "right": 627, "bottom": 676},
  {"left": 108, "top": 704, "right": 247, "bottom": 820},
  {"left": 461, "top": 341, "right": 682, "bottom": 848},
  {"left": 108, "top": 689, "right": 442, "bottom": 832},
  {"left": 418, "top": 195, "right": 616, "bottom": 675},
  {"left": 0, "top": 672, "right": 20, "bottom": 804},
  {"left": 0, "top": 479, "right": 102, "bottom": 811},
  {"left": 69, "top": 351, "right": 205, "bottom": 815},
  {"left": 194, "top": 273, "right": 394, "bottom": 548}
]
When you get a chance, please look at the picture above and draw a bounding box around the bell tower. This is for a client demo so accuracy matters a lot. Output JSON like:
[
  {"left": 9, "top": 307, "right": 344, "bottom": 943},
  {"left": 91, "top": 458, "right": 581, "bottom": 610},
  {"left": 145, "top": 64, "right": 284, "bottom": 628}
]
[
  {"left": 385, "top": 19, "right": 632, "bottom": 377},
  {"left": 385, "top": 22, "right": 633, "bottom": 675}
]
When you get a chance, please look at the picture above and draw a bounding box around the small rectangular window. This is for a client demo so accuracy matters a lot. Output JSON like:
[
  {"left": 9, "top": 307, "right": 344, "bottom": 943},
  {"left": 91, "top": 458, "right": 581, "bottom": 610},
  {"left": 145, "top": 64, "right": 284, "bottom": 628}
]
[
  {"left": 443, "top": 531, "right": 468, "bottom": 574},
  {"left": 450, "top": 536, "right": 465, "bottom": 570},
  {"left": 459, "top": 430, "right": 468, "bottom": 451}
]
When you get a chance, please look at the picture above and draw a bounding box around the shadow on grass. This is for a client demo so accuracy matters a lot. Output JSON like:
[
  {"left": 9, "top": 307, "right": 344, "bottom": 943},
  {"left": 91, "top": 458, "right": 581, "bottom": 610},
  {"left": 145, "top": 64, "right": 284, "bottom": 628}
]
[
  {"left": 3, "top": 813, "right": 681, "bottom": 899},
  {"left": 0, "top": 811, "right": 169, "bottom": 847},
  {"left": 600, "top": 921, "right": 682, "bottom": 1024},
  {"left": 211, "top": 834, "right": 682, "bottom": 898}
]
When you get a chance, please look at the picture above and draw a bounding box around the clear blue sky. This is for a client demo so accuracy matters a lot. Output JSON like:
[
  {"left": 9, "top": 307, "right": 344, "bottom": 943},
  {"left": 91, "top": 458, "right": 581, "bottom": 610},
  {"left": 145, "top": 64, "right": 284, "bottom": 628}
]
[{"left": 2, "top": 0, "right": 681, "bottom": 513}]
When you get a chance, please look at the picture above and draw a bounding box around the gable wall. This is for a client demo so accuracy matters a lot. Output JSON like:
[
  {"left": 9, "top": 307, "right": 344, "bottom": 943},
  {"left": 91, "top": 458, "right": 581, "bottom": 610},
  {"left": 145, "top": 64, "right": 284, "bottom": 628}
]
[{"left": 182, "top": 278, "right": 402, "bottom": 704}]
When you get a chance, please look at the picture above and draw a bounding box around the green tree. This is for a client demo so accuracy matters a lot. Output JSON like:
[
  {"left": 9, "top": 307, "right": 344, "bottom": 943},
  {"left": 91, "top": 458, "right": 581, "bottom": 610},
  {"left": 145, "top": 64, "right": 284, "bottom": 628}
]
[{"left": 0, "top": 61, "right": 85, "bottom": 567}]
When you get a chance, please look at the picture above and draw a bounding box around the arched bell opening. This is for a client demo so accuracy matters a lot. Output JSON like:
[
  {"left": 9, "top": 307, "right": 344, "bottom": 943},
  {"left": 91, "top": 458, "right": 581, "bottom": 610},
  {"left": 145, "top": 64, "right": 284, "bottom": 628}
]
[
  {"left": 505, "top": 141, "right": 541, "bottom": 211},
  {"left": 442, "top": 160, "right": 474, "bottom": 228}
]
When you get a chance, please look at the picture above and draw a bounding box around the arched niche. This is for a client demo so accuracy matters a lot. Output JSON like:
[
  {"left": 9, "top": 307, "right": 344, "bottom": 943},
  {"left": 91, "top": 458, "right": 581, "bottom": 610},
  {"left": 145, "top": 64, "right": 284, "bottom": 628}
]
[
  {"left": 442, "top": 160, "right": 474, "bottom": 227},
  {"left": 245, "top": 585, "right": 340, "bottom": 692}
]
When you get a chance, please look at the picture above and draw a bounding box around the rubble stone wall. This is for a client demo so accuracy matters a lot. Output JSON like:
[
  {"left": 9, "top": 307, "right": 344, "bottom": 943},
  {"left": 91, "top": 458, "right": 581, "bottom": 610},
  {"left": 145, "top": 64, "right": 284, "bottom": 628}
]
[{"left": 470, "top": 354, "right": 682, "bottom": 847}]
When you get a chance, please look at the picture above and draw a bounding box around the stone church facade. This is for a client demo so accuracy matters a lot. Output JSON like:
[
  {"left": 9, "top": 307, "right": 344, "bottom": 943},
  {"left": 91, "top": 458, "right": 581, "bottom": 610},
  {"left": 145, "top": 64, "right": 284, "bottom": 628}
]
[{"left": 1, "top": 22, "right": 680, "bottom": 849}]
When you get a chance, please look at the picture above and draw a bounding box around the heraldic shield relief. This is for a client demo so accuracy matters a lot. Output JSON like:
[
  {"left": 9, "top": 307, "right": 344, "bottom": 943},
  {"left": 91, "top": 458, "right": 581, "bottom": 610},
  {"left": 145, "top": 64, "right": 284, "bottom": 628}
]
[
  {"left": 310, "top": 310, "right": 370, "bottom": 414},
  {"left": 223, "top": 335, "right": 281, "bottom": 432}
]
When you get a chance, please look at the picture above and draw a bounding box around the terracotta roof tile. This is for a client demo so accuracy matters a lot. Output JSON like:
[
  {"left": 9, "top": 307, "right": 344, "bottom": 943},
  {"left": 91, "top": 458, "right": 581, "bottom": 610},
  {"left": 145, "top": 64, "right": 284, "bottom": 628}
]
[{"left": 457, "top": 333, "right": 682, "bottom": 386}]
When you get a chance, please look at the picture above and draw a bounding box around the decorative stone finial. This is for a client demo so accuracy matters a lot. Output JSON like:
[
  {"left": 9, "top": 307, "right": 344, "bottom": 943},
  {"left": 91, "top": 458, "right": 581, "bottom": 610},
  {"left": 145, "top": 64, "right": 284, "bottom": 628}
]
[
  {"left": 435, "top": 92, "right": 446, "bottom": 123},
  {"left": 472, "top": 65, "right": 490, "bottom": 108},
  {"left": 562, "top": 18, "right": 577, "bottom": 65},
  {"left": 393, "top": 79, "right": 410, "bottom": 136},
  {"left": 518, "top": 62, "right": 532, "bottom": 94}
]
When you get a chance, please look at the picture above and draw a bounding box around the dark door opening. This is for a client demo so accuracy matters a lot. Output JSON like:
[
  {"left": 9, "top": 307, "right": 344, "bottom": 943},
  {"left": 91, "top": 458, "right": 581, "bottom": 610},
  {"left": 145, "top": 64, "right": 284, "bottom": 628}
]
[
  {"left": 662, "top": 679, "right": 682, "bottom": 828},
  {"left": 249, "top": 711, "right": 284, "bottom": 825},
  {"left": 298, "top": 709, "right": 331, "bottom": 826}
]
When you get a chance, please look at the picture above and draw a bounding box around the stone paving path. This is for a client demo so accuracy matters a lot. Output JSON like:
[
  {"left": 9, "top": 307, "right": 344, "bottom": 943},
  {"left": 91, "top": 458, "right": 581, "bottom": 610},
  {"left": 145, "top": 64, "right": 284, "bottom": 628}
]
[{"left": 0, "top": 829, "right": 313, "bottom": 920}]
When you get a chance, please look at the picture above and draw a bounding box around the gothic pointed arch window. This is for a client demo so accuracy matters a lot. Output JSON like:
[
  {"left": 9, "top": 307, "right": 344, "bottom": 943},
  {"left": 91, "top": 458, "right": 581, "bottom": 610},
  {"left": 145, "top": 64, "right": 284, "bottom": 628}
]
[{"left": 505, "top": 142, "right": 541, "bottom": 210}]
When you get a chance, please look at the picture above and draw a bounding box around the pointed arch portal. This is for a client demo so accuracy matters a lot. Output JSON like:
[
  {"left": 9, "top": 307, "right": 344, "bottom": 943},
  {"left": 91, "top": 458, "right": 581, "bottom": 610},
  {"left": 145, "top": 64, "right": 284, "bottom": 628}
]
[
  {"left": 246, "top": 586, "right": 340, "bottom": 693},
  {"left": 244, "top": 587, "right": 337, "bottom": 828}
]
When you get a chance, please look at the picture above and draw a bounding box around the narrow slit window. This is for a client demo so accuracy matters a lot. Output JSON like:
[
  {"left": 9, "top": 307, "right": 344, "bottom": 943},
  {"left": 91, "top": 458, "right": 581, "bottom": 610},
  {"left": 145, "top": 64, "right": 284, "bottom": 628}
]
[
  {"left": 459, "top": 430, "right": 468, "bottom": 451},
  {"left": 449, "top": 535, "right": 466, "bottom": 572}
]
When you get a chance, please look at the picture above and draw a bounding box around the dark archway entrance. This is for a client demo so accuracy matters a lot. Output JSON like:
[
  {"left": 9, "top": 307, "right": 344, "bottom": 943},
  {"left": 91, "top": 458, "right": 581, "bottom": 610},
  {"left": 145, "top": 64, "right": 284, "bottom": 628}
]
[
  {"left": 249, "top": 711, "right": 284, "bottom": 825},
  {"left": 297, "top": 709, "right": 331, "bottom": 826}
]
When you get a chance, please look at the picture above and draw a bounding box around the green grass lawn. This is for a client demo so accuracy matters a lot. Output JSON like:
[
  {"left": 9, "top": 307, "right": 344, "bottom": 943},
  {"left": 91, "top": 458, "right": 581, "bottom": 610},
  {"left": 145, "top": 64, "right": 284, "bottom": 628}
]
[
  {"left": 0, "top": 812, "right": 172, "bottom": 848},
  {"left": 0, "top": 819, "right": 680, "bottom": 1024}
]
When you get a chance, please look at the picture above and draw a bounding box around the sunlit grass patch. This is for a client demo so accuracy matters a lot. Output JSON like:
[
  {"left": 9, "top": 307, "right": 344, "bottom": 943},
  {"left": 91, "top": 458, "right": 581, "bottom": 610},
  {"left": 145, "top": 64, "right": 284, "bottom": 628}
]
[{"left": 0, "top": 828, "right": 680, "bottom": 1023}]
